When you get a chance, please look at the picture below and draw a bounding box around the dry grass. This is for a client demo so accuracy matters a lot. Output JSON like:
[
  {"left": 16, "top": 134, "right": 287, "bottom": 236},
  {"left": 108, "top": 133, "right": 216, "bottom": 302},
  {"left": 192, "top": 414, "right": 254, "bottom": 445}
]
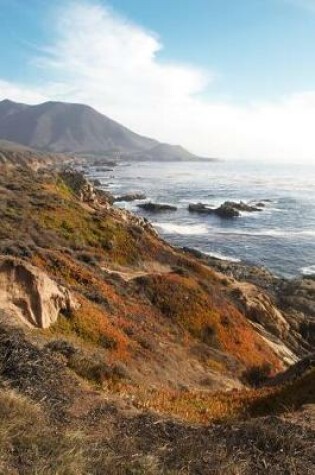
[
  {"left": 0, "top": 388, "right": 85, "bottom": 475},
  {"left": 109, "top": 366, "right": 315, "bottom": 425},
  {"left": 112, "top": 384, "right": 271, "bottom": 424}
]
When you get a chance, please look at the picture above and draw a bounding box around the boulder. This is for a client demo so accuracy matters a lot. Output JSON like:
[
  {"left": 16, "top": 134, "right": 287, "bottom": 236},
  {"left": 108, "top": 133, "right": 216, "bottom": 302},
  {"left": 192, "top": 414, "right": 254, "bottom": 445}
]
[
  {"left": 223, "top": 201, "right": 262, "bottom": 212},
  {"left": 138, "top": 202, "right": 177, "bottom": 212},
  {"left": 215, "top": 203, "right": 240, "bottom": 218},
  {"left": 188, "top": 200, "right": 263, "bottom": 218},
  {"left": 114, "top": 192, "right": 146, "bottom": 202},
  {"left": 0, "top": 257, "right": 77, "bottom": 329},
  {"left": 188, "top": 203, "right": 214, "bottom": 214},
  {"left": 188, "top": 202, "right": 240, "bottom": 218}
]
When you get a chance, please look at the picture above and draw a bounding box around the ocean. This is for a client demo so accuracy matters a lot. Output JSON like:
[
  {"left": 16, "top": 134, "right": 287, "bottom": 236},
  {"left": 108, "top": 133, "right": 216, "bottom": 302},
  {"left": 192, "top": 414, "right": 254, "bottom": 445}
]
[{"left": 87, "top": 159, "right": 315, "bottom": 279}]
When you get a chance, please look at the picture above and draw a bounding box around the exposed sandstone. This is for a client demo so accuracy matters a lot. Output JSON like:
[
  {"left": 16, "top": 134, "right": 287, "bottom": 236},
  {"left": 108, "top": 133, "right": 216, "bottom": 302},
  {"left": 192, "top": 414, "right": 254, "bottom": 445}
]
[
  {"left": 0, "top": 257, "right": 77, "bottom": 328},
  {"left": 231, "top": 282, "right": 290, "bottom": 339}
]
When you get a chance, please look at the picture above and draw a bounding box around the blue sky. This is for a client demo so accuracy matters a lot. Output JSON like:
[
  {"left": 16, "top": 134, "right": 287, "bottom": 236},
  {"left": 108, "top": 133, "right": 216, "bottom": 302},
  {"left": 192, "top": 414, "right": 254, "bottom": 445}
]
[{"left": 0, "top": 0, "right": 315, "bottom": 161}]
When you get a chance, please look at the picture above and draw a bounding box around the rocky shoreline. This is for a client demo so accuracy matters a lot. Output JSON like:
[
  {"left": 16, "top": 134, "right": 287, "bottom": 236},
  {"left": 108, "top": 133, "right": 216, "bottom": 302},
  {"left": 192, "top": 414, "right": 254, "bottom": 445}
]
[
  {"left": 0, "top": 156, "right": 313, "bottom": 474},
  {"left": 182, "top": 245, "right": 315, "bottom": 358},
  {"left": 80, "top": 167, "right": 315, "bottom": 359}
]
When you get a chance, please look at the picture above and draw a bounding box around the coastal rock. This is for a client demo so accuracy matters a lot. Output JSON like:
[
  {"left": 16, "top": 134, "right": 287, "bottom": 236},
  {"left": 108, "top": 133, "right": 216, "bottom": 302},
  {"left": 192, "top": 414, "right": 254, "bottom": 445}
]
[
  {"left": 95, "top": 167, "right": 113, "bottom": 172},
  {"left": 215, "top": 202, "right": 241, "bottom": 218},
  {"left": 188, "top": 202, "right": 240, "bottom": 218},
  {"left": 276, "top": 278, "right": 315, "bottom": 349},
  {"left": 80, "top": 182, "right": 96, "bottom": 203},
  {"left": 114, "top": 207, "right": 158, "bottom": 236},
  {"left": 138, "top": 202, "right": 177, "bottom": 212},
  {"left": 188, "top": 203, "right": 214, "bottom": 214},
  {"left": 224, "top": 201, "right": 262, "bottom": 212},
  {"left": 0, "top": 257, "right": 77, "bottom": 329},
  {"left": 60, "top": 170, "right": 114, "bottom": 206},
  {"left": 96, "top": 188, "right": 114, "bottom": 206},
  {"left": 231, "top": 282, "right": 290, "bottom": 339},
  {"left": 114, "top": 192, "right": 146, "bottom": 202},
  {"left": 188, "top": 200, "right": 263, "bottom": 218}
]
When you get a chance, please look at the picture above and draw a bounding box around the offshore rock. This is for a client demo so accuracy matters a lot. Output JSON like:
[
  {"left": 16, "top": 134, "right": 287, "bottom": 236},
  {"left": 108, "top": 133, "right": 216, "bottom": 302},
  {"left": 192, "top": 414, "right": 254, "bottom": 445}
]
[
  {"left": 114, "top": 192, "right": 146, "bottom": 202},
  {"left": 138, "top": 202, "right": 177, "bottom": 212}
]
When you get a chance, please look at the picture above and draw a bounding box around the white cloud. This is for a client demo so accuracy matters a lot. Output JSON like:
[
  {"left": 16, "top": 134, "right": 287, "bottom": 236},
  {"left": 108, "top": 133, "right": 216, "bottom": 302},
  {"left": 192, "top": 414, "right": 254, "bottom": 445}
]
[
  {"left": 0, "top": 80, "right": 46, "bottom": 104},
  {"left": 1, "top": 0, "right": 315, "bottom": 163}
]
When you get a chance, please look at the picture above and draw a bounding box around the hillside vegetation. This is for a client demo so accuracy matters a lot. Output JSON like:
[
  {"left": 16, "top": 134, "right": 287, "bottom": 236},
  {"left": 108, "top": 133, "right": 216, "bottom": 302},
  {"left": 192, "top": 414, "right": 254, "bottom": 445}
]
[{"left": 0, "top": 158, "right": 314, "bottom": 474}]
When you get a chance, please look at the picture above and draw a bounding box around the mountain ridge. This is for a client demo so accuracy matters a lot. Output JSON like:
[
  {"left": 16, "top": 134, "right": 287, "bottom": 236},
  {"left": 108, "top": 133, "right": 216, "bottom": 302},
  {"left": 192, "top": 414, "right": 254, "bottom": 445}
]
[{"left": 0, "top": 99, "right": 211, "bottom": 161}]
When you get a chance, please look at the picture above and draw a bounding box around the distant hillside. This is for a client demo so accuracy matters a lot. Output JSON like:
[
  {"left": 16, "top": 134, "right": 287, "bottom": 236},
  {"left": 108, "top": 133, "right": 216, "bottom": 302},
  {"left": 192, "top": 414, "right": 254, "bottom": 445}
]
[
  {"left": 0, "top": 99, "right": 209, "bottom": 161},
  {"left": 0, "top": 139, "right": 71, "bottom": 168},
  {"left": 131, "top": 143, "right": 202, "bottom": 161}
]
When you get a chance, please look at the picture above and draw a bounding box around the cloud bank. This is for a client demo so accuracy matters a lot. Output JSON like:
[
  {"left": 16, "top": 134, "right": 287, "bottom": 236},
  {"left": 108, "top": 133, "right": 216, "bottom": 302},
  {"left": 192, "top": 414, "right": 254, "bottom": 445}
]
[{"left": 0, "top": 0, "right": 315, "bottom": 163}]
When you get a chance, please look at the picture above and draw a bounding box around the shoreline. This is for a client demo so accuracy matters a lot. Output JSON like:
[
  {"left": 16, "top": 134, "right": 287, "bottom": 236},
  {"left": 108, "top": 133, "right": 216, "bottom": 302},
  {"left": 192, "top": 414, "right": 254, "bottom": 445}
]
[{"left": 85, "top": 162, "right": 314, "bottom": 282}]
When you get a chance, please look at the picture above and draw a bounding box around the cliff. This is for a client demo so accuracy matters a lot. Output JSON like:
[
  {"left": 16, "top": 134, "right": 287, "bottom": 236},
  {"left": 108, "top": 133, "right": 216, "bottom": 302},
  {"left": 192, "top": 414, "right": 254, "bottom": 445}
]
[{"left": 0, "top": 160, "right": 313, "bottom": 474}]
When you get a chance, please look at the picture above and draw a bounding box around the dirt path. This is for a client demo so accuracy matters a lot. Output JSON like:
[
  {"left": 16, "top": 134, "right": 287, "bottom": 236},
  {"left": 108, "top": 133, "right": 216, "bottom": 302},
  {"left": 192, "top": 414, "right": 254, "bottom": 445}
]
[{"left": 102, "top": 261, "right": 172, "bottom": 281}]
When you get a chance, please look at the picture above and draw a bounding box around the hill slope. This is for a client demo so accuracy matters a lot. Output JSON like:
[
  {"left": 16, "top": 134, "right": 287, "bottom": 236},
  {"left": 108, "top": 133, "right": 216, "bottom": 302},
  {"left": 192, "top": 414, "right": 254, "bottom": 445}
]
[
  {"left": 0, "top": 139, "right": 72, "bottom": 168},
  {"left": 0, "top": 99, "right": 205, "bottom": 161},
  {"left": 0, "top": 161, "right": 313, "bottom": 473}
]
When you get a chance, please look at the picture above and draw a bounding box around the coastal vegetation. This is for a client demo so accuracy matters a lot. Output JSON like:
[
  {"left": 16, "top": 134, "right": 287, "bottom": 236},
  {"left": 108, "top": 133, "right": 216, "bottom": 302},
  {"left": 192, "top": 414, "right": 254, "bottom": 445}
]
[{"left": 0, "top": 152, "right": 313, "bottom": 474}]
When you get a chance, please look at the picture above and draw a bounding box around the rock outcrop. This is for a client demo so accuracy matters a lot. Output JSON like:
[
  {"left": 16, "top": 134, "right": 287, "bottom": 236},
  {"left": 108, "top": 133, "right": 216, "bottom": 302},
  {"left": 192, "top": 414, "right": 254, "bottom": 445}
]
[
  {"left": 114, "top": 192, "right": 146, "bottom": 202},
  {"left": 224, "top": 201, "right": 262, "bottom": 213},
  {"left": 188, "top": 203, "right": 215, "bottom": 214},
  {"left": 188, "top": 201, "right": 263, "bottom": 218},
  {"left": 60, "top": 169, "right": 114, "bottom": 206},
  {"left": 230, "top": 282, "right": 290, "bottom": 339},
  {"left": 228, "top": 281, "right": 299, "bottom": 365},
  {"left": 138, "top": 202, "right": 177, "bottom": 212},
  {"left": 0, "top": 257, "right": 77, "bottom": 328}
]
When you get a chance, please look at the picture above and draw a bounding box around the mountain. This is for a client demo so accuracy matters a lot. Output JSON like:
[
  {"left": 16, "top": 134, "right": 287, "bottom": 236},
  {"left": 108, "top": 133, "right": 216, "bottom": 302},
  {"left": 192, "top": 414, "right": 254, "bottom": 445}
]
[{"left": 0, "top": 99, "right": 207, "bottom": 161}]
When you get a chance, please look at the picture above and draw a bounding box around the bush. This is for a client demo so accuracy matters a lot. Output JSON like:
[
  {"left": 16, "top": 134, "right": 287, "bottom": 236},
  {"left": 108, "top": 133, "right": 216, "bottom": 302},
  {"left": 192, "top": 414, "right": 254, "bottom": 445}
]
[
  {"left": 242, "top": 363, "right": 272, "bottom": 387},
  {"left": 67, "top": 353, "right": 129, "bottom": 385}
]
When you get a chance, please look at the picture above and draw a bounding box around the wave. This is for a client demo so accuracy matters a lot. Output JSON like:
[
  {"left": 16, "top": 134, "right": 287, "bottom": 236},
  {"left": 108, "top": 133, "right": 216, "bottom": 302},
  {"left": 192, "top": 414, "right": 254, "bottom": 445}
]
[
  {"left": 301, "top": 265, "right": 315, "bottom": 276},
  {"left": 153, "top": 222, "right": 315, "bottom": 238},
  {"left": 215, "top": 229, "right": 315, "bottom": 238},
  {"left": 203, "top": 251, "right": 241, "bottom": 262},
  {"left": 153, "top": 222, "right": 209, "bottom": 235}
]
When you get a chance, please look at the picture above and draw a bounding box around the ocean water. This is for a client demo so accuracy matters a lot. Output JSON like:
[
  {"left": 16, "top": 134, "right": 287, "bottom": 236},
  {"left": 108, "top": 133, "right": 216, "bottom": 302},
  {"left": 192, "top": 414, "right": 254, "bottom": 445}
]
[{"left": 87, "top": 160, "right": 315, "bottom": 278}]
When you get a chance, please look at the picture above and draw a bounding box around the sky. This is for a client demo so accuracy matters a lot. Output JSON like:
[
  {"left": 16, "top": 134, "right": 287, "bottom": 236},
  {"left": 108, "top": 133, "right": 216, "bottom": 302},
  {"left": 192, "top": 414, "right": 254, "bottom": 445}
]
[{"left": 0, "top": 0, "right": 315, "bottom": 162}]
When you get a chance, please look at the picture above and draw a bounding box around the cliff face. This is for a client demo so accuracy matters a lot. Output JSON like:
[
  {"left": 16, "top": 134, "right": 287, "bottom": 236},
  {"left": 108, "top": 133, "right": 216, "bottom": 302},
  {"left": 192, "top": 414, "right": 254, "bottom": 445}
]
[
  {"left": 0, "top": 257, "right": 77, "bottom": 328},
  {"left": 0, "top": 161, "right": 314, "bottom": 474}
]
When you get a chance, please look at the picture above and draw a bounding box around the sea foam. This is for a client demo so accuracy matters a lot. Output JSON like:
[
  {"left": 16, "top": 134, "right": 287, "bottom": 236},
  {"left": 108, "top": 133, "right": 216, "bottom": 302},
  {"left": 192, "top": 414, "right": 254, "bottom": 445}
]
[
  {"left": 153, "top": 222, "right": 208, "bottom": 235},
  {"left": 203, "top": 251, "right": 241, "bottom": 262},
  {"left": 301, "top": 265, "right": 315, "bottom": 276}
]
